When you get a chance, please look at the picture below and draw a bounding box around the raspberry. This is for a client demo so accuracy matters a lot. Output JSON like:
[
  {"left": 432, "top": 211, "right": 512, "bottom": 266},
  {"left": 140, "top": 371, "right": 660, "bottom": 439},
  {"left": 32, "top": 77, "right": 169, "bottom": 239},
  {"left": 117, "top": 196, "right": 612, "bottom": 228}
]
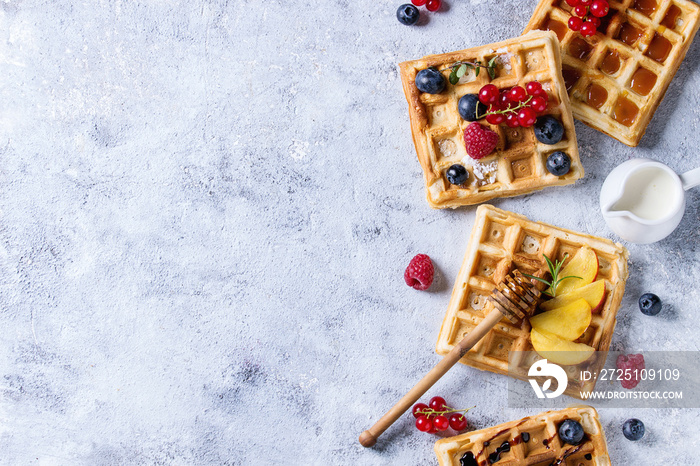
[
  {"left": 616, "top": 353, "right": 645, "bottom": 389},
  {"left": 463, "top": 122, "right": 498, "bottom": 159},
  {"left": 404, "top": 254, "right": 434, "bottom": 290}
]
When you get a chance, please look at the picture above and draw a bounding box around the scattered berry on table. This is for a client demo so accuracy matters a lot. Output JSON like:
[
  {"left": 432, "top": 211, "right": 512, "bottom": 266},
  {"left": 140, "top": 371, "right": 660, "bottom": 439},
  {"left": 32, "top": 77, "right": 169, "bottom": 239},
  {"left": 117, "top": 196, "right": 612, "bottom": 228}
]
[
  {"left": 410, "top": 397, "right": 474, "bottom": 434},
  {"left": 426, "top": 0, "right": 442, "bottom": 12},
  {"left": 429, "top": 396, "right": 448, "bottom": 411},
  {"left": 449, "top": 413, "right": 468, "bottom": 431},
  {"left": 412, "top": 403, "right": 429, "bottom": 418},
  {"left": 616, "top": 353, "right": 645, "bottom": 389},
  {"left": 534, "top": 115, "right": 565, "bottom": 144},
  {"left": 433, "top": 415, "right": 449, "bottom": 431},
  {"left": 622, "top": 419, "right": 645, "bottom": 441},
  {"left": 463, "top": 122, "right": 499, "bottom": 159},
  {"left": 446, "top": 164, "right": 469, "bottom": 185},
  {"left": 558, "top": 419, "right": 585, "bottom": 445},
  {"left": 459, "top": 94, "right": 488, "bottom": 121},
  {"left": 546, "top": 151, "right": 571, "bottom": 176},
  {"left": 416, "top": 415, "right": 433, "bottom": 432},
  {"left": 397, "top": 4, "right": 420, "bottom": 25},
  {"left": 638, "top": 293, "right": 662, "bottom": 316},
  {"left": 412, "top": 0, "right": 427, "bottom": 5},
  {"left": 404, "top": 254, "right": 434, "bottom": 290}
]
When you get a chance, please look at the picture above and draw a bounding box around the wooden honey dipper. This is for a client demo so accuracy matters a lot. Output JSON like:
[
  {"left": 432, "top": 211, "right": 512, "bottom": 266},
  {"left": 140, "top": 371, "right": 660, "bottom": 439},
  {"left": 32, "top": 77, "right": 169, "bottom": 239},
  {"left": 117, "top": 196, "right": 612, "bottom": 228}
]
[{"left": 359, "top": 269, "right": 543, "bottom": 448}]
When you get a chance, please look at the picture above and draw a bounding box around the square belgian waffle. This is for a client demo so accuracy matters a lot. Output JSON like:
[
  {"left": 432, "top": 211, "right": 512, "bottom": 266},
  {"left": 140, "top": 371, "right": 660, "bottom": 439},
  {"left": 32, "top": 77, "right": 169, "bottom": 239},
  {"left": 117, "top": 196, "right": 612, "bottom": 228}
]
[
  {"left": 524, "top": 0, "right": 700, "bottom": 146},
  {"left": 434, "top": 406, "right": 611, "bottom": 466},
  {"left": 435, "top": 205, "right": 629, "bottom": 398},
  {"left": 398, "top": 30, "right": 583, "bottom": 209}
]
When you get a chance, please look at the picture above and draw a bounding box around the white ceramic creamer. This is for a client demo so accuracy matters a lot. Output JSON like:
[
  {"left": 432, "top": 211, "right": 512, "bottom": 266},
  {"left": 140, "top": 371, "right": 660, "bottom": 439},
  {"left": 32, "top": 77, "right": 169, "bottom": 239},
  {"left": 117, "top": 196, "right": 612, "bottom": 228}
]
[{"left": 600, "top": 158, "right": 700, "bottom": 244}]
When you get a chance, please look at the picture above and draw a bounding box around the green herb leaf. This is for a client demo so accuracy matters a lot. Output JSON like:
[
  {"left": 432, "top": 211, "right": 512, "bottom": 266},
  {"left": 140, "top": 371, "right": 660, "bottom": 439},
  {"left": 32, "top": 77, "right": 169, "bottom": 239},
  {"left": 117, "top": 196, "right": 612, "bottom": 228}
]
[
  {"left": 449, "top": 69, "right": 459, "bottom": 85},
  {"left": 475, "top": 66, "right": 480, "bottom": 77},
  {"left": 456, "top": 64, "right": 468, "bottom": 78},
  {"left": 488, "top": 56, "right": 498, "bottom": 67}
]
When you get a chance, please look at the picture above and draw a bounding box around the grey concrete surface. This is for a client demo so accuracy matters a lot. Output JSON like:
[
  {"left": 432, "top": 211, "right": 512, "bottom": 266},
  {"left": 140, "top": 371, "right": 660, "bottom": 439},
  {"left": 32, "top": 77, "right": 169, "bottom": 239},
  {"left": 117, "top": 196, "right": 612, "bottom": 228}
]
[{"left": 1, "top": 0, "right": 698, "bottom": 464}]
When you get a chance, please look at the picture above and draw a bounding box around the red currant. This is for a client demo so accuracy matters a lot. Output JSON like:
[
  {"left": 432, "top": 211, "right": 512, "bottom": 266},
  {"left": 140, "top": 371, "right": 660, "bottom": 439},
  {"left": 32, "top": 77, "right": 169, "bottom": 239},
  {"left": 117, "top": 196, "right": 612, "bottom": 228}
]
[
  {"left": 505, "top": 112, "right": 520, "bottom": 128},
  {"left": 525, "top": 81, "right": 543, "bottom": 95},
  {"left": 580, "top": 22, "right": 597, "bottom": 36},
  {"left": 573, "top": 5, "right": 588, "bottom": 16},
  {"left": 486, "top": 113, "right": 505, "bottom": 125},
  {"left": 412, "top": 0, "right": 427, "bottom": 5},
  {"left": 478, "top": 84, "right": 499, "bottom": 105},
  {"left": 509, "top": 86, "right": 527, "bottom": 102},
  {"left": 426, "top": 0, "right": 442, "bottom": 12},
  {"left": 568, "top": 16, "right": 584, "bottom": 31},
  {"left": 587, "top": 16, "right": 601, "bottom": 27},
  {"left": 579, "top": 0, "right": 592, "bottom": 5},
  {"left": 498, "top": 91, "right": 511, "bottom": 108},
  {"left": 449, "top": 413, "right": 468, "bottom": 431},
  {"left": 530, "top": 96, "right": 548, "bottom": 113},
  {"left": 416, "top": 415, "right": 433, "bottom": 432},
  {"left": 589, "top": 0, "right": 609, "bottom": 17},
  {"left": 565, "top": 0, "right": 581, "bottom": 6},
  {"left": 517, "top": 107, "right": 537, "bottom": 127},
  {"left": 429, "top": 396, "right": 448, "bottom": 411},
  {"left": 532, "top": 88, "right": 549, "bottom": 100},
  {"left": 412, "top": 403, "right": 429, "bottom": 418},
  {"left": 434, "top": 415, "right": 450, "bottom": 431}
]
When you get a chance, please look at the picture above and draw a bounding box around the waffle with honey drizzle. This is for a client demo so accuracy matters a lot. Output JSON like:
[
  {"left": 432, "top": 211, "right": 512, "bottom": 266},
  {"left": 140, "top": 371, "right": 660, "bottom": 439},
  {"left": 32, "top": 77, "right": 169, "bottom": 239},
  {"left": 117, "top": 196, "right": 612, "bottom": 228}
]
[
  {"left": 525, "top": 0, "right": 700, "bottom": 147},
  {"left": 398, "top": 30, "right": 583, "bottom": 209},
  {"left": 435, "top": 205, "right": 629, "bottom": 398},
  {"left": 434, "top": 406, "right": 611, "bottom": 466}
]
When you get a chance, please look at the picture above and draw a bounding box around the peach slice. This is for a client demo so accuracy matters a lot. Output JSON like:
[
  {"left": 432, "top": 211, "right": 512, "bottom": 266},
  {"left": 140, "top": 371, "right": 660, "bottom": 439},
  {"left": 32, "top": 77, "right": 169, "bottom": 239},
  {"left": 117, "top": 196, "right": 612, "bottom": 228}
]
[
  {"left": 530, "top": 298, "right": 592, "bottom": 341},
  {"left": 530, "top": 328, "right": 595, "bottom": 366},
  {"left": 549, "top": 246, "right": 599, "bottom": 296},
  {"left": 540, "top": 280, "right": 606, "bottom": 314}
]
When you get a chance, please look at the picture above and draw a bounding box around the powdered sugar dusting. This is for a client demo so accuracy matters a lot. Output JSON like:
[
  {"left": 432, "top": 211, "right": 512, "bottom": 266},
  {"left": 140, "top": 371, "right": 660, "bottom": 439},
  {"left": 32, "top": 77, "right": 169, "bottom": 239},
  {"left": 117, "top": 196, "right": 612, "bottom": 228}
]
[{"left": 462, "top": 156, "right": 498, "bottom": 185}]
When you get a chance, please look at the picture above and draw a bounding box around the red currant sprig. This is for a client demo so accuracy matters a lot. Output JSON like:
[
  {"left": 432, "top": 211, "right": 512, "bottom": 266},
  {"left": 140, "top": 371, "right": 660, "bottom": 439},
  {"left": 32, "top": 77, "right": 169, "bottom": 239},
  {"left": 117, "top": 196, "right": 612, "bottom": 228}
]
[
  {"left": 566, "top": 0, "right": 609, "bottom": 37},
  {"left": 412, "top": 396, "right": 475, "bottom": 434},
  {"left": 476, "top": 81, "right": 549, "bottom": 128},
  {"left": 411, "top": 0, "right": 442, "bottom": 12}
]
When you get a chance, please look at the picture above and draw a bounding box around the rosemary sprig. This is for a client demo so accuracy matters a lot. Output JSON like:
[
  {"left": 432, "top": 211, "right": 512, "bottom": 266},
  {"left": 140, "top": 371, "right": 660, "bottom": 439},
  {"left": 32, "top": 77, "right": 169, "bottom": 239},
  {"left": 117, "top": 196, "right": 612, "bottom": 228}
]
[
  {"left": 523, "top": 254, "right": 582, "bottom": 297},
  {"left": 444, "top": 56, "right": 498, "bottom": 85}
]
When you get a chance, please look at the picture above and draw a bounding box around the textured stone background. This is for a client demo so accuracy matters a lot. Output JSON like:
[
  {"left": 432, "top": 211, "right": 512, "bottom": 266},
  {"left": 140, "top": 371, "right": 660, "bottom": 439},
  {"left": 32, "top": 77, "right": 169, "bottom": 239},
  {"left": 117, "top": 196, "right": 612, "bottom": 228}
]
[{"left": 1, "top": 0, "right": 698, "bottom": 464}]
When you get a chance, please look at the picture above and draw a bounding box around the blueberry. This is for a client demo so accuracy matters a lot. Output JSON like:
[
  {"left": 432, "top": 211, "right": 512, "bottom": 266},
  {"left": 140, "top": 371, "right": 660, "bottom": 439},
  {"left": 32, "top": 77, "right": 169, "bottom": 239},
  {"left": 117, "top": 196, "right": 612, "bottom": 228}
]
[
  {"left": 534, "top": 115, "right": 564, "bottom": 145},
  {"left": 458, "top": 94, "right": 487, "bottom": 122},
  {"left": 446, "top": 164, "right": 469, "bottom": 185},
  {"left": 623, "top": 419, "right": 645, "bottom": 441},
  {"left": 396, "top": 4, "right": 420, "bottom": 26},
  {"left": 639, "top": 293, "right": 662, "bottom": 316},
  {"left": 415, "top": 67, "right": 445, "bottom": 94},
  {"left": 558, "top": 420, "right": 584, "bottom": 445},
  {"left": 546, "top": 151, "right": 571, "bottom": 176}
]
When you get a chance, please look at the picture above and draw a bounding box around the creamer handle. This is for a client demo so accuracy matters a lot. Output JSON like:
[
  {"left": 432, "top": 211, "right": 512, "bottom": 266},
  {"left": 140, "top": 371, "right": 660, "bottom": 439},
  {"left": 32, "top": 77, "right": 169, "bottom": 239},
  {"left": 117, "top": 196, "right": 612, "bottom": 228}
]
[{"left": 680, "top": 167, "right": 700, "bottom": 191}]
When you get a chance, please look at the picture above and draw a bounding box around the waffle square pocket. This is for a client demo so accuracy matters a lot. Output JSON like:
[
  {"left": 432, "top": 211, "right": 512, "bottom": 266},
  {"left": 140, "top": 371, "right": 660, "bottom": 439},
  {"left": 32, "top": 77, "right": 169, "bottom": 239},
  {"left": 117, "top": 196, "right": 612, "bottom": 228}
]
[
  {"left": 434, "top": 406, "right": 611, "bottom": 466},
  {"left": 525, "top": 0, "right": 700, "bottom": 146},
  {"left": 399, "top": 31, "right": 583, "bottom": 209},
  {"left": 435, "top": 205, "right": 629, "bottom": 397}
]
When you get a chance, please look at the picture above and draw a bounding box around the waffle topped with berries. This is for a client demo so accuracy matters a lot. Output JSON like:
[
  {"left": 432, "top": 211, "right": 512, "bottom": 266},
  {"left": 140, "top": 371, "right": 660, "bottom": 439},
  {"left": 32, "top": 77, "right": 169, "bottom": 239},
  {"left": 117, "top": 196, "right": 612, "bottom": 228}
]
[
  {"left": 399, "top": 30, "right": 583, "bottom": 209},
  {"left": 434, "top": 406, "right": 611, "bottom": 466},
  {"left": 525, "top": 0, "right": 700, "bottom": 146},
  {"left": 435, "top": 205, "right": 629, "bottom": 398}
]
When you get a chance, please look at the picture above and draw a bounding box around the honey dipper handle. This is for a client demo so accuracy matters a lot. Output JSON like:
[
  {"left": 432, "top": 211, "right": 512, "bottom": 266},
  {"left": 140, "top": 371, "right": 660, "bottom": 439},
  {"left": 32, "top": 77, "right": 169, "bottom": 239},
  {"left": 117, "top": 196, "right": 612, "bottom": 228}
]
[{"left": 359, "top": 308, "right": 504, "bottom": 447}]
